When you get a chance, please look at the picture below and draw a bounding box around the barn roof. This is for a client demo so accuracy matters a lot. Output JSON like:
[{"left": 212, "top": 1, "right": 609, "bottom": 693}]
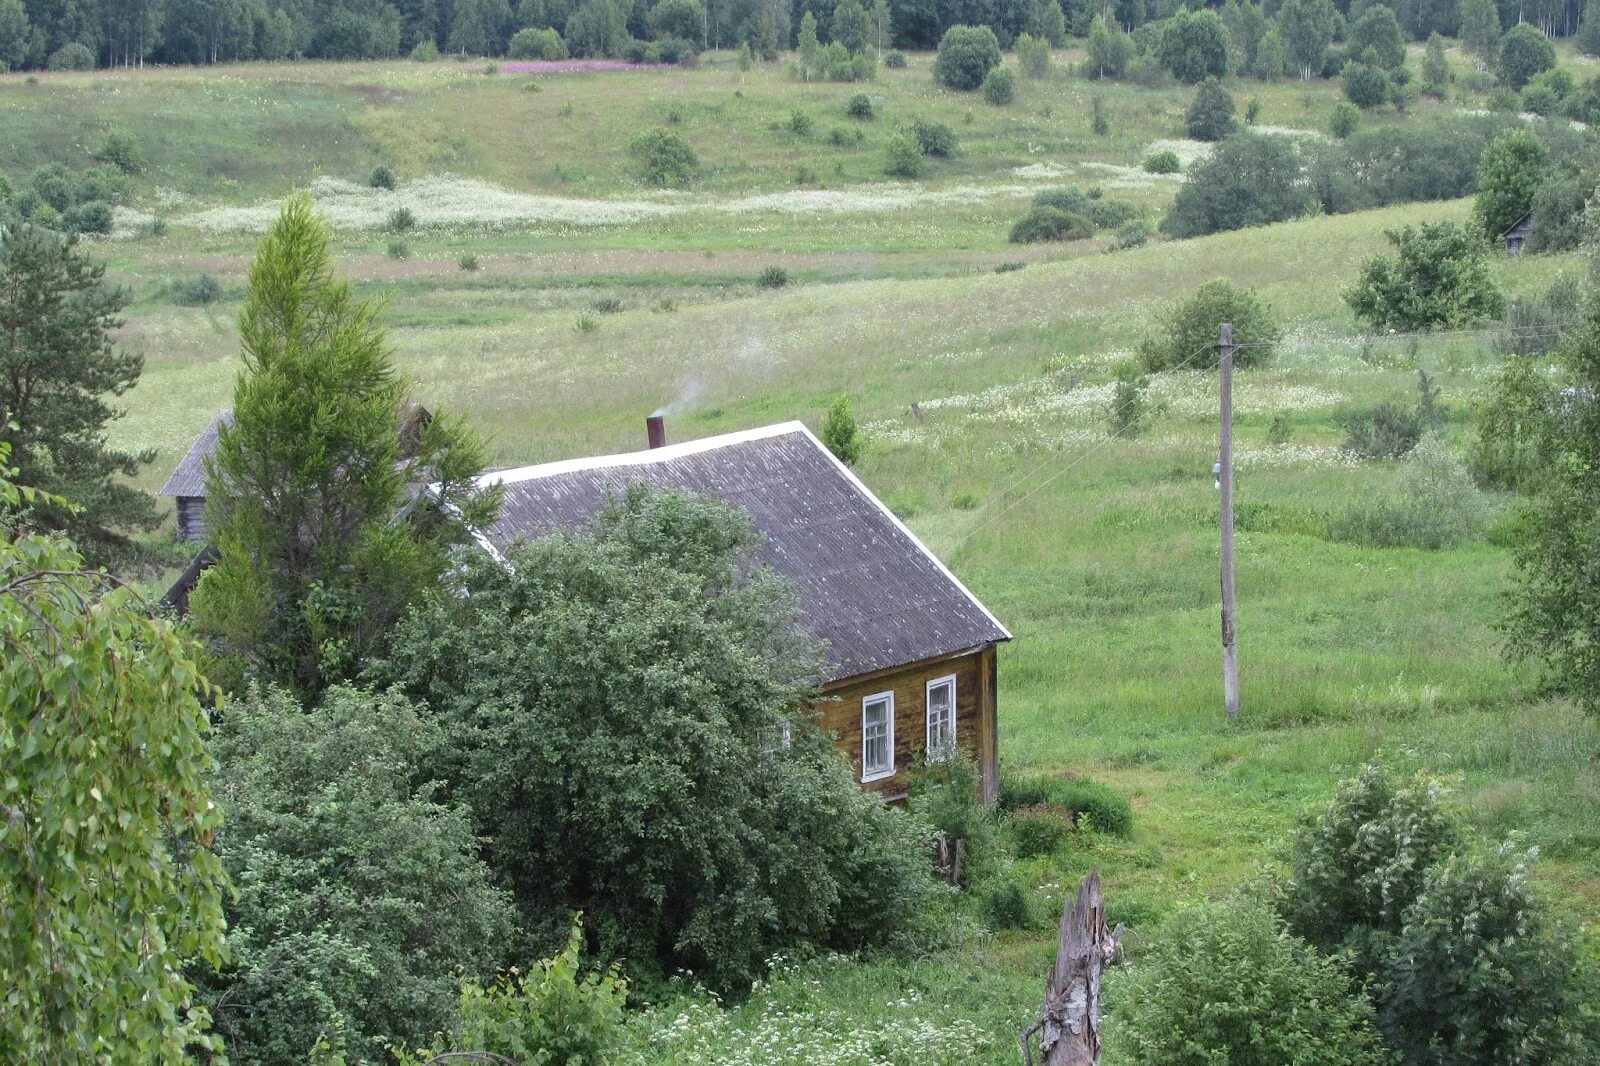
[
  {"left": 476, "top": 421, "right": 1010, "bottom": 684},
  {"left": 158, "top": 409, "right": 231, "bottom": 498}
]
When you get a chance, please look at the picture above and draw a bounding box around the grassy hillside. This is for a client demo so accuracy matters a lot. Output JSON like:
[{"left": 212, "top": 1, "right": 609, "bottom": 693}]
[{"left": 7, "top": 45, "right": 1598, "bottom": 1063}]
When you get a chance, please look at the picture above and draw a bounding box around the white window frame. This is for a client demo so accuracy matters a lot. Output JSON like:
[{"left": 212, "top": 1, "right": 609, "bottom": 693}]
[
  {"left": 925, "top": 674, "right": 957, "bottom": 761},
  {"left": 861, "top": 691, "right": 896, "bottom": 783},
  {"left": 758, "top": 720, "right": 792, "bottom": 758}
]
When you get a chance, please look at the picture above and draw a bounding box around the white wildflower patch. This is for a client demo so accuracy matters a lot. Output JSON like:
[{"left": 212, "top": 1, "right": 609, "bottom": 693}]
[
  {"left": 111, "top": 207, "right": 156, "bottom": 239},
  {"left": 1075, "top": 161, "right": 1160, "bottom": 188},
  {"left": 183, "top": 174, "right": 681, "bottom": 233},
  {"left": 1252, "top": 124, "right": 1330, "bottom": 141},
  {"left": 720, "top": 182, "right": 1037, "bottom": 216},
  {"left": 1234, "top": 442, "right": 1363, "bottom": 470}
]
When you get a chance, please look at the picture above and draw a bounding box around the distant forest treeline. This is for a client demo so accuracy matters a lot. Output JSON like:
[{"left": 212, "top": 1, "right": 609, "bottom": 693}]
[{"left": 0, "top": 0, "right": 1587, "bottom": 71}]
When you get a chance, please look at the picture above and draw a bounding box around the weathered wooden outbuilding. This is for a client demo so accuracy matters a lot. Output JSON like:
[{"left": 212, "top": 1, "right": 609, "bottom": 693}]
[
  {"left": 477, "top": 420, "right": 1012, "bottom": 802},
  {"left": 1502, "top": 211, "right": 1536, "bottom": 255},
  {"left": 157, "top": 409, "right": 231, "bottom": 543}
]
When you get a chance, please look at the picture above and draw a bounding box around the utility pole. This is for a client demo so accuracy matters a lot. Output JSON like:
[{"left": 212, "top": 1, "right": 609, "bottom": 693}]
[{"left": 1219, "top": 322, "right": 1239, "bottom": 720}]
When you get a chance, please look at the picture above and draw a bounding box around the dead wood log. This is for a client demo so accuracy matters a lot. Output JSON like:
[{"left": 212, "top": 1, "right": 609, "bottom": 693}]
[{"left": 1020, "top": 870, "right": 1117, "bottom": 1066}]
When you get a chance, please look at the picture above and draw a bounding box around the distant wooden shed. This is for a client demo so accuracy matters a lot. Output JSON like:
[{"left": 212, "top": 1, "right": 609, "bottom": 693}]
[
  {"left": 1502, "top": 211, "right": 1535, "bottom": 255},
  {"left": 158, "top": 409, "right": 231, "bottom": 543},
  {"left": 476, "top": 421, "right": 1013, "bottom": 802}
]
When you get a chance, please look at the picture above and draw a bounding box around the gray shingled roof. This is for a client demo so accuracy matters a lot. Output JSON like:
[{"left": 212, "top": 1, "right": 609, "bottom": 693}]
[
  {"left": 479, "top": 422, "right": 1010, "bottom": 684},
  {"left": 158, "top": 410, "right": 231, "bottom": 498}
]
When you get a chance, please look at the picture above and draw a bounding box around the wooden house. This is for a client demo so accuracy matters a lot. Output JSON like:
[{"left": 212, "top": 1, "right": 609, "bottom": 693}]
[
  {"left": 1502, "top": 212, "right": 1535, "bottom": 255},
  {"left": 476, "top": 419, "right": 1012, "bottom": 803},
  {"left": 158, "top": 409, "right": 231, "bottom": 542}
]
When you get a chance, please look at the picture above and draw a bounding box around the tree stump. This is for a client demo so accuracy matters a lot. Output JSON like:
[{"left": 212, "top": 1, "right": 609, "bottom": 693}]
[{"left": 1020, "top": 870, "right": 1116, "bottom": 1066}]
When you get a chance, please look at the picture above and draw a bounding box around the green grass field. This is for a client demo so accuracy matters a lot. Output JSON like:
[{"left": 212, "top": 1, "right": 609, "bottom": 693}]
[{"left": 8, "top": 43, "right": 1599, "bottom": 1062}]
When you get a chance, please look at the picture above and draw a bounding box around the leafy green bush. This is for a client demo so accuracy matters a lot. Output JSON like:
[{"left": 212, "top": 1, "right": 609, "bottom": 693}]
[
  {"left": 978, "top": 875, "right": 1033, "bottom": 930},
  {"left": 508, "top": 26, "right": 567, "bottom": 59},
  {"left": 1470, "top": 354, "right": 1557, "bottom": 490},
  {"left": 884, "top": 49, "right": 907, "bottom": 68},
  {"left": 65, "top": 200, "right": 112, "bottom": 234},
  {"left": 1331, "top": 436, "right": 1489, "bottom": 549},
  {"left": 171, "top": 274, "right": 222, "bottom": 306},
  {"left": 1377, "top": 843, "right": 1599, "bottom": 1064},
  {"left": 1345, "top": 220, "right": 1505, "bottom": 332},
  {"left": 1474, "top": 127, "right": 1548, "bottom": 240},
  {"left": 1341, "top": 401, "right": 1423, "bottom": 460},
  {"left": 757, "top": 265, "right": 789, "bottom": 288},
  {"left": 411, "top": 38, "right": 440, "bottom": 61},
  {"left": 1329, "top": 100, "right": 1360, "bottom": 138},
  {"left": 788, "top": 109, "right": 814, "bottom": 135},
  {"left": 981, "top": 65, "right": 1015, "bottom": 105},
  {"left": 199, "top": 686, "right": 516, "bottom": 1065},
  {"left": 1500, "top": 23, "right": 1556, "bottom": 89},
  {"left": 933, "top": 24, "right": 1001, "bottom": 90},
  {"left": 1006, "top": 806, "right": 1074, "bottom": 858},
  {"left": 94, "top": 132, "right": 143, "bottom": 174},
  {"left": 591, "top": 296, "right": 623, "bottom": 314},
  {"left": 1139, "top": 279, "right": 1281, "bottom": 372},
  {"left": 908, "top": 750, "right": 1001, "bottom": 884},
  {"left": 1107, "top": 363, "right": 1149, "bottom": 437},
  {"left": 1161, "top": 133, "right": 1314, "bottom": 239},
  {"left": 883, "top": 130, "right": 925, "bottom": 177},
  {"left": 459, "top": 252, "right": 479, "bottom": 271},
  {"left": 846, "top": 92, "right": 874, "bottom": 118},
  {"left": 1110, "top": 220, "right": 1149, "bottom": 250},
  {"left": 1016, "top": 32, "right": 1050, "bottom": 78},
  {"left": 1342, "top": 60, "right": 1394, "bottom": 109},
  {"left": 1108, "top": 895, "right": 1392, "bottom": 1066},
  {"left": 628, "top": 127, "right": 698, "bottom": 187},
  {"left": 372, "top": 488, "right": 943, "bottom": 995},
  {"left": 46, "top": 41, "right": 94, "bottom": 70},
  {"left": 1009, "top": 206, "right": 1092, "bottom": 243},
  {"left": 369, "top": 164, "right": 397, "bottom": 189},
  {"left": 998, "top": 773, "right": 1133, "bottom": 837},
  {"left": 911, "top": 118, "right": 957, "bottom": 157},
  {"left": 386, "top": 206, "right": 416, "bottom": 232},
  {"left": 386, "top": 238, "right": 409, "bottom": 259},
  {"left": 396, "top": 919, "right": 626, "bottom": 1066},
  {"left": 1142, "top": 148, "right": 1180, "bottom": 173},
  {"left": 1185, "top": 77, "right": 1234, "bottom": 140},
  {"left": 820, "top": 393, "right": 861, "bottom": 464}
]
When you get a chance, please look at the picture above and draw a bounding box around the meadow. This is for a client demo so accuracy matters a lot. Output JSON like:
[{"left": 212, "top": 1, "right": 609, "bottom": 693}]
[{"left": 7, "top": 42, "right": 1599, "bottom": 1063}]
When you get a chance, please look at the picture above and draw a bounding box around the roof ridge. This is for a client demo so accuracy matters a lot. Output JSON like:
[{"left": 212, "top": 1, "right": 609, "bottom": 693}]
[{"left": 478, "top": 421, "right": 810, "bottom": 487}]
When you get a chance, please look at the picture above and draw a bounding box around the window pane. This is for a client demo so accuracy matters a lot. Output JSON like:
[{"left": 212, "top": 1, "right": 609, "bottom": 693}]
[
  {"left": 863, "top": 695, "right": 891, "bottom": 775},
  {"left": 928, "top": 679, "right": 954, "bottom": 757}
]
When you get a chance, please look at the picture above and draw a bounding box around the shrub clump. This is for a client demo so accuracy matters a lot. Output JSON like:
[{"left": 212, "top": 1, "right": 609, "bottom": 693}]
[
  {"left": 820, "top": 393, "right": 861, "bottom": 465},
  {"left": 170, "top": 274, "right": 223, "bottom": 306},
  {"left": 1009, "top": 206, "right": 1092, "bottom": 243},
  {"left": 846, "top": 92, "right": 874, "bottom": 119},
  {"left": 998, "top": 773, "right": 1133, "bottom": 837},
  {"left": 1185, "top": 77, "right": 1234, "bottom": 141},
  {"left": 883, "top": 49, "right": 907, "bottom": 68},
  {"left": 1329, "top": 100, "right": 1360, "bottom": 138},
  {"left": 1331, "top": 436, "right": 1489, "bottom": 549},
  {"left": 883, "top": 130, "right": 926, "bottom": 177},
  {"left": 933, "top": 24, "right": 1001, "bottom": 90},
  {"left": 1346, "top": 220, "right": 1504, "bottom": 332},
  {"left": 757, "top": 265, "right": 789, "bottom": 289},
  {"left": 628, "top": 127, "right": 698, "bottom": 188},
  {"left": 386, "top": 206, "right": 416, "bottom": 232},
  {"left": 981, "top": 65, "right": 1015, "bottom": 105},
  {"left": 46, "top": 42, "right": 95, "bottom": 70},
  {"left": 1142, "top": 149, "right": 1180, "bottom": 174},
  {"left": 369, "top": 164, "right": 397, "bottom": 190},
  {"left": 1107, "top": 895, "right": 1392, "bottom": 1066},
  {"left": 911, "top": 118, "right": 957, "bottom": 157},
  {"left": 1138, "top": 279, "right": 1281, "bottom": 372}
]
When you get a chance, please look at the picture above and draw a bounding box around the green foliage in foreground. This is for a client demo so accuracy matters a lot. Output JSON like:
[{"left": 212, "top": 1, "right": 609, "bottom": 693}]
[
  {"left": 0, "top": 448, "right": 228, "bottom": 1064},
  {"left": 199, "top": 685, "right": 516, "bottom": 1065},
  {"left": 396, "top": 919, "right": 627, "bottom": 1066},
  {"left": 997, "top": 773, "right": 1133, "bottom": 837},
  {"left": 1345, "top": 220, "right": 1505, "bottom": 332},
  {"left": 1107, "top": 895, "right": 1392, "bottom": 1065},
  {"left": 1507, "top": 288, "right": 1600, "bottom": 717},
  {"left": 1139, "top": 279, "right": 1281, "bottom": 372},
  {"left": 371, "top": 487, "right": 945, "bottom": 995},
  {"left": 191, "top": 195, "right": 497, "bottom": 697}
]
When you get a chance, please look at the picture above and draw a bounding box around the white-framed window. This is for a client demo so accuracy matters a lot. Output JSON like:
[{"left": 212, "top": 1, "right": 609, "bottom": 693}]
[
  {"left": 926, "top": 674, "right": 956, "bottom": 760},
  {"left": 861, "top": 691, "right": 895, "bottom": 782}
]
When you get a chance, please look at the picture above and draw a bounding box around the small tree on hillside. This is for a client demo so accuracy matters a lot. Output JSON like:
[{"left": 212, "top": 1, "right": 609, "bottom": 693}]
[
  {"left": 1345, "top": 221, "right": 1505, "bottom": 331},
  {"left": 1421, "top": 31, "right": 1450, "bottom": 94},
  {"left": 797, "top": 10, "right": 820, "bottom": 75},
  {"left": 0, "top": 224, "right": 159, "bottom": 569},
  {"left": 1279, "top": 0, "right": 1336, "bottom": 80},
  {"left": 1474, "top": 127, "right": 1548, "bottom": 240},
  {"left": 933, "top": 24, "right": 1001, "bottom": 90},
  {"left": 1499, "top": 24, "right": 1555, "bottom": 90},
  {"left": 1, "top": 452, "right": 228, "bottom": 1062},
  {"left": 1085, "top": 14, "right": 1132, "bottom": 78},
  {"left": 1459, "top": 0, "right": 1500, "bottom": 66},
  {"left": 191, "top": 196, "right": 498, "bottom": 697},
  {"left": 1252, "top": 26, "right": 1286, "bottom": 79},
  {"left": 1139, "top": 279, "right": 1282, "bottom": 372},
  {"left": 1186, "top": 77, "right": 1236, "bottom": 140},
  {"left": 821, "top": 393, "right": 862, "bottom": 464},
  {"left": 1016, "top": 32, "right": 1050, "bottom": 78},
  {"left": 832, "top": 0, "right": 870, "bottom": 53},
  {"left": 1157, "top": 8, "right": 1229, "bottom": 83},
  {"left": 1161, "top": 133, "right": 1314, "bottom": 238},
  {"left": 1347, "top": 3, "right": 1404, "bottom": 70}
]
